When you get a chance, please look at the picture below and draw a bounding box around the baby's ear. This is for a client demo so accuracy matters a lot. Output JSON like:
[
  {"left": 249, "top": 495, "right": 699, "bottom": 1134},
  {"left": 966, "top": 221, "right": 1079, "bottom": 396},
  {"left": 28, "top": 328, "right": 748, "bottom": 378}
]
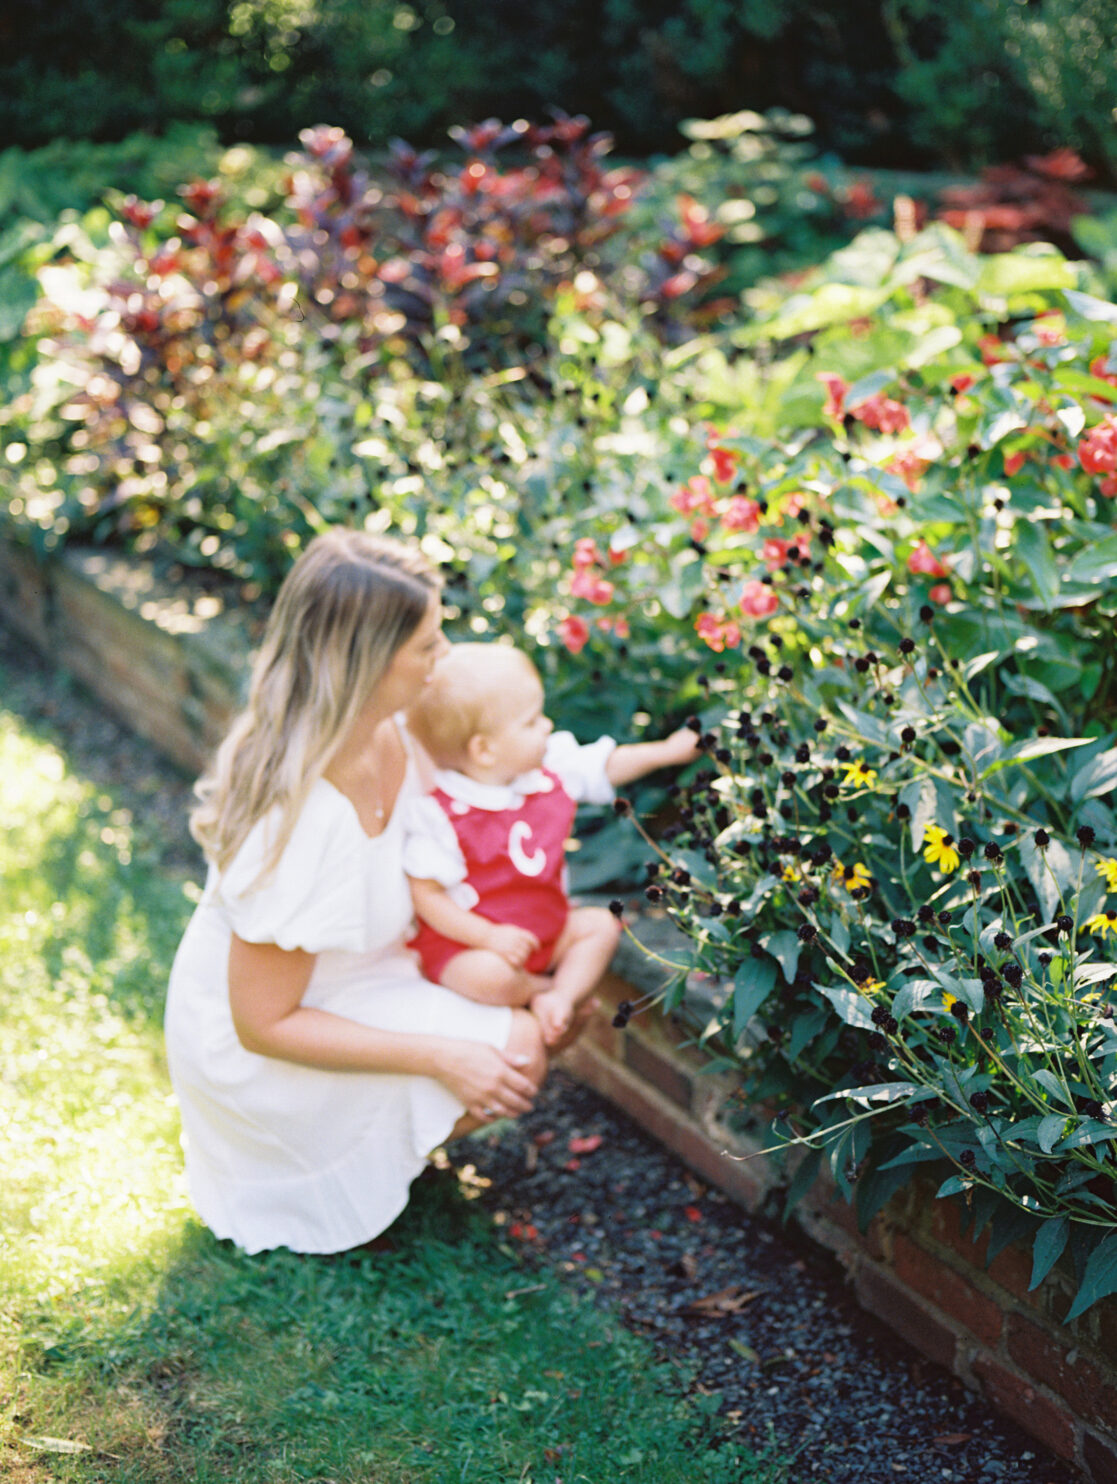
[{"left": 466, "top": 731, "right": 493, "bottom": 768}]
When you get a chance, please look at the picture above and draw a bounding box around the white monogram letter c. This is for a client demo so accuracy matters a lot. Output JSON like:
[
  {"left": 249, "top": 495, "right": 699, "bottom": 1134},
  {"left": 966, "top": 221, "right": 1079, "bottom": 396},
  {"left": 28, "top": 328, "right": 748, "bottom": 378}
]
[{"left": 509, "top": 820, "right": 546, "bottom": 877}]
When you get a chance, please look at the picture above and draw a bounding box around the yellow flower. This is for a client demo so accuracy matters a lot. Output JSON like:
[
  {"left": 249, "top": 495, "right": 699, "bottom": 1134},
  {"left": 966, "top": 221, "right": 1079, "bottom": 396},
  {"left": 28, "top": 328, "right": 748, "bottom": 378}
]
[
  {"left": 1095, "top": 858, "right": 1117, "bottom": 892},
  {"left": 923, "top": 824, "right": 961, "bottom": 874},
  {"left": 832, "top": 860, "right": 872, "bottom": 893},
  {"left": 842, "top": 759, "right": 877, "bottom": 788},
  {"left": 781, "top": 862, "right": 800, "bottom": 884},
  {"left": 942, "top": 992, "right": 957, "bottom": 1012},
  {"left": 1084, "top": 910, "right": 1117, "bottom": 938},
  {"left": 856, "top": 977, "right": 884, "bottom": 995}
]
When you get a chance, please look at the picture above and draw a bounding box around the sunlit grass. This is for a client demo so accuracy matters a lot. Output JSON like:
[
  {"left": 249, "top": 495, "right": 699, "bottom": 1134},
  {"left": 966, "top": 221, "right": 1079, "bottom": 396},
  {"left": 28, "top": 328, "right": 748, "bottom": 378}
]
[{"left": 0, "top": 678, "right": 785, "bottom": 1483}]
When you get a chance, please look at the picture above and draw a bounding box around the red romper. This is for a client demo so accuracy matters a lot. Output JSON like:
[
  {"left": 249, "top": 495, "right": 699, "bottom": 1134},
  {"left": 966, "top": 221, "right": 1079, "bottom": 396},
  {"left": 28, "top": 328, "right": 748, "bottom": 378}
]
[{"left": 408, "top": 768, "right": 576, "bottom": 980}]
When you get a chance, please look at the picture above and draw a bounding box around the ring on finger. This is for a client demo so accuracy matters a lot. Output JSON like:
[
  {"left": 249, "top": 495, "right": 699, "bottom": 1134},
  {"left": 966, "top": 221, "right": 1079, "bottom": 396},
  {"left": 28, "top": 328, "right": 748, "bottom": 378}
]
[{"left": 481, "top": 1105, "right": 497, "bottom": 1118}]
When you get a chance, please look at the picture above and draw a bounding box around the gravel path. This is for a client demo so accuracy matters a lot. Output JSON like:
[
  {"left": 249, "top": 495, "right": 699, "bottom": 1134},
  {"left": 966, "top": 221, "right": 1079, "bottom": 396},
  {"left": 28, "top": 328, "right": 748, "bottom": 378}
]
[{"left": 0, "top": 628, "right": 1082, "bottom": 1484}]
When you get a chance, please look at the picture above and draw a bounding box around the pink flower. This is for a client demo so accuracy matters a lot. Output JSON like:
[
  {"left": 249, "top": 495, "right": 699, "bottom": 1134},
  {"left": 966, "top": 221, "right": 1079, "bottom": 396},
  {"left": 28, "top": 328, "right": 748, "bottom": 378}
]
[
  {"left": 739, "top": 581, "right": 779, "bottom": 619},
  {"left": 1089, "top": 357, "right": 1117, "bottom": 402},
  {"left": 907, "top": 540, "right": 950, "bottom": 578},
  {"left": 851, "top": 393, "right": 910, "bottom": 434},
  {"left": 573, "top": 537, "right": 603, "bottom": 571},
  {"left": 886, "top": 448, "right": 931, "bottom": 492},
  {"left": 1033, "top": 313, "right": 1066, "bottom": 346},
  {"left": 695, "top": 613, "right": 741, "bottom": 652},
  {"left": 570, "top": 570, "right": 614, "bottom": 605},
  {"left": 598, "top": 614, "right": 631, "bottom": 637},
  {"left": 669, "top": 475, "right": 717, "bottom": 516},
  {"left": 708, "top": 445, "right": 739, "bottom": 484},
  {"left": 818, "top": 372, "right": 849, "bottom": 420},
  {"left": 979, "top": 335, "right": 1006, "bottom": 367},
  {"left": 1079, "top": 417, "right": 1117, "bottom": 475},
  {"left": 719, "top": 495, "right": 761, "bottom": 533},
  {"left": 1100, "top": 474, "right": 1117, "bottom": 498},
  {"left": 928, "top": 583, "right": 952, "bottom": 605},
  {"left": 763, "top": 535, "right": 810, "bottom": 570},
  {"left": 559, "top": 615, "right": 590, "bottom": 654}
]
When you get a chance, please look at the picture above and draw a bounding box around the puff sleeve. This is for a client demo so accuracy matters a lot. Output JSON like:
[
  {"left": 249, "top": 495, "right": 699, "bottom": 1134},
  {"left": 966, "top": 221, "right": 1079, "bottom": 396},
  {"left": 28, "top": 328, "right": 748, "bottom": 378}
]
[
  {"left": 215, "top": 785, "right": 369, "bottom": 954},
  {"left": 544, "top": 731, "right": 617, "bottom": 805},
  {"left": 401, "top": 796, "right": 468, "bottom": 887}
]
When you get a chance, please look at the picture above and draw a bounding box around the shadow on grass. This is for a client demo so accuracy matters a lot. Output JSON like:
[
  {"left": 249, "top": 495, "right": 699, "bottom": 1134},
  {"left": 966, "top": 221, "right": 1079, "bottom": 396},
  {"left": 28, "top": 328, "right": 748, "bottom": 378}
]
[{"left": 14, "top": 1172, "right": 775, "bottom": 1484}]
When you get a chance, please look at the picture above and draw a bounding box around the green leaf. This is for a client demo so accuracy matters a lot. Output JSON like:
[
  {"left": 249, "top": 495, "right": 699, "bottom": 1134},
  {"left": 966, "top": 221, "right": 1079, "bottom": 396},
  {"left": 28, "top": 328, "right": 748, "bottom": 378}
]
[
  {"left": 902, "top": 777, "right": 937, "bottom": 850},
  {"left": 1031, "top": 1070, "right": 1075, "bottom": 1110},
  {"left": 1066, "top": 537, "right": 1117, "bottom": 587},
  {"left": 1071, "top": 747, "right": 1117, "bottom": 804},
  {"left": 759, "top": 930, "right": 801, "bottom": 984},
  {"left": 1013, "top": 520, "right": 1059, "bottom": 613},
  {"left": 814, "top": 1081, "right": 918, "bottom": 1107},
  {"left": 891, "top": 978, "right": 939, "bottom": 1023},
  {"left": 977, "top": 251, "right": 1075, "bottom": 298},
  {"left": 981, "top": 736, "right": 1091, "bottom": 779},
  {"left": 1066, "top": 1231, "right": 1117, "bottom": 1321},
  {"left": 782, "top": 1145, "right": 823, "bottom": 1221},
  {"left": 1029, "top": 1217, "right": 1069, "bottom": 1291},
  {"left": 1063, "top": 288, "right": 1117, "bottom": 324},
  {"left": 732, "top": 957, "right": 777, "bottom": 1042},
  {"left": 815, "top": 981, "right": 876, "bottom": 1029},
  {"left": 937, "top": 1175, "right": 971, "bottom": 1199},
  {"left": 1037, "top": 1113, "right": 1068, "bottom": 1153},
  {"left": 1019, "top": 832, "right": 1075, "bottom": 921}
]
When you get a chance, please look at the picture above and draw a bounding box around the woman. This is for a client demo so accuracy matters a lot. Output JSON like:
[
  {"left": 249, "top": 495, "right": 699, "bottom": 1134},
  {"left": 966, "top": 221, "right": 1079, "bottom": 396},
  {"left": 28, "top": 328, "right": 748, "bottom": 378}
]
[{"left": 164, "top": 530, "right": 547, "bottom": 1255}]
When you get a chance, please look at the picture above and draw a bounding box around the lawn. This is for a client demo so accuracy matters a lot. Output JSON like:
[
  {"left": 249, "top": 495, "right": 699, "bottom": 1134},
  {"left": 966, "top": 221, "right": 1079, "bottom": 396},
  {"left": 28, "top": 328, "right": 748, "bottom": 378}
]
[{"left": 0, "top": 656, "right": 783, "bottom": 1484}]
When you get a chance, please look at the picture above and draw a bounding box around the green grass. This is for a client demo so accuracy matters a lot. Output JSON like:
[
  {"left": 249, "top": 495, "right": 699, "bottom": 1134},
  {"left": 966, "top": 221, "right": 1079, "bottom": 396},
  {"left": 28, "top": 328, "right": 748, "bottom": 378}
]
[{"left": 0, "top": 663, "right": 785, "bottom": 1484}]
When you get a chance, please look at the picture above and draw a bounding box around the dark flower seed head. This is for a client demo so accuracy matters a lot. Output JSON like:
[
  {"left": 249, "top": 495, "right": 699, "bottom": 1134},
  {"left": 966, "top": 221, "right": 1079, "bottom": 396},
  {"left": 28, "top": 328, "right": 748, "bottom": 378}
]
[{"left": 1077, "top": 825, "right": 1097, "bottom": 848}]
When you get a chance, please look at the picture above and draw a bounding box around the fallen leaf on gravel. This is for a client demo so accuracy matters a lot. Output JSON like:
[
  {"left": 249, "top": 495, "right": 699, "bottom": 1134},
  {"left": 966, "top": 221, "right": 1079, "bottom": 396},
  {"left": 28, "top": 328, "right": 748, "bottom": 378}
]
[
  {"left": 684, "top": 1204, "right": 703, "bottom": 1221},
  {"left": 933, "top": 1433, "right": 972, "bottom": 1447},
  {"left": 568, "top": 1134, "right": 603, "bottom": 1154},
  {"left": 563, "top": 1157, "right": 581, "bottom": 1172},
  {"left": 532, "top": 1129, "right": 555, "bottom": 1147},
  {"left": 19, "top": 1437, "right": 94, "bottom": 1454},
  {"left": 687, "top": 1286, "right": 762, "bottom": 1315},
  {"left": 728, "top": 1338, "right": 760, "bottom": 1363}
]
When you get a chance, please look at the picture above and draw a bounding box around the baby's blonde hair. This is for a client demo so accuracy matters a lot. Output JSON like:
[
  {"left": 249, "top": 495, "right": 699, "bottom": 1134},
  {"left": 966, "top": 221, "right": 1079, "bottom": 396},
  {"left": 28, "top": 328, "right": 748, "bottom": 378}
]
[
  {"left": 408, "top": 642, "right": 539, "bottom": 770},
  {"left": 191, "top": 528, "right": 438, "bottom": 880}
]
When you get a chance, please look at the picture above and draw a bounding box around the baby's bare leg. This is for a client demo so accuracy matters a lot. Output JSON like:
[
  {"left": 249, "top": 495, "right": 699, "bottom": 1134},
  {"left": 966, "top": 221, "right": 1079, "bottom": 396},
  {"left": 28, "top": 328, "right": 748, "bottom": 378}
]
[
  {"left": 531, "top": 907, "right": 621, "bottom": 1045},
  {"left": 439, "top": 949, "right": 550, "bottom": 1008}
]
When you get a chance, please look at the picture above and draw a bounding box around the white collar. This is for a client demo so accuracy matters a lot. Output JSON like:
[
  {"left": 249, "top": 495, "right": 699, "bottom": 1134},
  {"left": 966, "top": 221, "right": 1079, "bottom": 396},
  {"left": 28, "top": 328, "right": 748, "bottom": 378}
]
[{"left": 432, "top": 766, "right": 556, "bottom": 812}]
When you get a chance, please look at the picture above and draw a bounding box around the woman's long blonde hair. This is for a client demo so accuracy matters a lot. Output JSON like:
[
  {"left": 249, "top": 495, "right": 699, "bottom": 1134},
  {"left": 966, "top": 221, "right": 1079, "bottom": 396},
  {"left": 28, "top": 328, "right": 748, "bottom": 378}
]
[{"left": 191, "top": 529, "right": 437, "bottom": 880}]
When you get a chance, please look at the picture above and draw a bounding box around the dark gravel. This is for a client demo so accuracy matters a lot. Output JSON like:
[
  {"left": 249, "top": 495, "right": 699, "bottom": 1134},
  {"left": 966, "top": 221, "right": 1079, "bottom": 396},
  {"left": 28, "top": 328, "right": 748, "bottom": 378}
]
[{"left": 0, "top": 628, "right": 1082, "bottom": 1484}]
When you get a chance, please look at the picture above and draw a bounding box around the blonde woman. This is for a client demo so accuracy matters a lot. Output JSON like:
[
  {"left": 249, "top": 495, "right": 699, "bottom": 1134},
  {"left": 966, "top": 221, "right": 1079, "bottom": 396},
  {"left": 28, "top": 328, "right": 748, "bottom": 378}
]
[{"left": 164, "top": 530, "right": 546, "bottom": 1255}]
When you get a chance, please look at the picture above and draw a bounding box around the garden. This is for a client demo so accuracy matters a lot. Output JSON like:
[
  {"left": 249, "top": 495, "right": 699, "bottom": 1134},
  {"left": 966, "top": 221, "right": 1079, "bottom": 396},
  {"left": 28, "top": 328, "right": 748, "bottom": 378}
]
[{"left": 3, "top": 3, "right": 1117, "bottom": 1479}]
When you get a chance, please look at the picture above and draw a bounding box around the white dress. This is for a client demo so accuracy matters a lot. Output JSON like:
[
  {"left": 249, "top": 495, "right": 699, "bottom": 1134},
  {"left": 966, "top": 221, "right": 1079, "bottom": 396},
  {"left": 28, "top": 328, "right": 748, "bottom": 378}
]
[{"left": 164, "top": 744, "right": 513, "bottom": 1256}]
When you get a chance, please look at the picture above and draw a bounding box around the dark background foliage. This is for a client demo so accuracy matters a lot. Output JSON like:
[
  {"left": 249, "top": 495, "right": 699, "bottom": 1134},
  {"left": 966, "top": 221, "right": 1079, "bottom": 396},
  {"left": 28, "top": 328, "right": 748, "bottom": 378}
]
[{"left": 2, "top": 0, "right": 1115, "bottom": 179}]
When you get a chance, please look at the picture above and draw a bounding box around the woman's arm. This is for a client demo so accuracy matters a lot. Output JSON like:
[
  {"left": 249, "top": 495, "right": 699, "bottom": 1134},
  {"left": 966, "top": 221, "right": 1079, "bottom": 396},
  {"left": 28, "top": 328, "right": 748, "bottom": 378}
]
[
  {"left": 227, "top": 934, "right": 539, "bottom": 1115},
  {"left": 409, "top": 878, "right": 539, "bottom": 966},
  {"left": 605, "top": 726, "right": 702, "bottom": 788}
]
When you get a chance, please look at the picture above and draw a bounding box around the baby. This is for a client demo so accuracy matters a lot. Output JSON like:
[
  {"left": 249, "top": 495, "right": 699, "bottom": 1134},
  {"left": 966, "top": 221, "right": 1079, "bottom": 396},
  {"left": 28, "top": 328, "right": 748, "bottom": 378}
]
[{"left": 404, "top": 642, "right": 699, "bottom": 1045}]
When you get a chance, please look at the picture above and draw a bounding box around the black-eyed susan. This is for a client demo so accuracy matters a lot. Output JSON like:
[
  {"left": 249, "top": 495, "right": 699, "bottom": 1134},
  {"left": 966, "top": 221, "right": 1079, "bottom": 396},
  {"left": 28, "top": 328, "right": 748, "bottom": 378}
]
[
  {"left": 832, "top": 859, "right": 872, "bottom": 893},
  {"left": 1084, "top": 910, "right": 1117, "bottom": 938},
  {"left": 923, "top": 824, "right": 960, "bottom": 873},
  {"left": 841, "top": 758, "right": 877, "bottom": 788},
  {"left": 1095, "top": 858, "right": 1117, "bottom": 893}
]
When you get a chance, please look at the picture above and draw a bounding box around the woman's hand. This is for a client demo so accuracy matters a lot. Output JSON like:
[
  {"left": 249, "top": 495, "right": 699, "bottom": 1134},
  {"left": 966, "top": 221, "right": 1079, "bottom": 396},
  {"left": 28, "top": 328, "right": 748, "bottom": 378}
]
[{"left": 437, "top": 1039, "right": 540, "bottom": 1121}]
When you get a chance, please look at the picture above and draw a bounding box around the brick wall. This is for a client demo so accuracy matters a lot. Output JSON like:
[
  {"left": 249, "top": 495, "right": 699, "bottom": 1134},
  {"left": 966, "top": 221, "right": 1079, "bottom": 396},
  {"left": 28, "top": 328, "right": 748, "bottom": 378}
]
[{"left": 3, "top": 537, "right": 1114, "bottom": 1479}]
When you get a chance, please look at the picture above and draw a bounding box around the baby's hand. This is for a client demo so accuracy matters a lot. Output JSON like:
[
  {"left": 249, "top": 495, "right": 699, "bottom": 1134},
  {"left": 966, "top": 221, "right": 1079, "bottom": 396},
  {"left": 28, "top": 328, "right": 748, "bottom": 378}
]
[
  {"left": 660, "top": 726, "right": 703, "bottom": 767},
  {"left": 484, "top": 922, "right": 540, "bottom": 968}
]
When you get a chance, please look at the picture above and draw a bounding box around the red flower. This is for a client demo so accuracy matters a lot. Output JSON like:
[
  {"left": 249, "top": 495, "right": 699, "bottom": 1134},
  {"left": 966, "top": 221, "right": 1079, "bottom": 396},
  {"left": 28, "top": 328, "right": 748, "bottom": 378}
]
[
  {"left": 979, "top": 335, "right": 1007, "bottom": 367},
  {"left": 928, "top": 583, "right": 952, "bottom": 605},
  {"left": 907, "top": 540, "right": 950, "bottom": 578},
  {"left": 120, "top": 196, "right": 163, "bottom": 230},
  {"left": 1003, "top": 451, "right": 1027, "bottom": 477},
  {"left": 817, "top": 372, "right": 849, "bottom": 420},
  {"left": 886, "top": 448, "right": 931, "bottom": 492},
  {"left": 1051, "top": 452, "right": 1074, "bottom": 470},
  {"left": 1100, "top": 475, "right": 1117, "bottom": 498},
  {"left": 669, "top": 475, "right": 717, "bottom": 517},
  {"left": 1089, "top": 357, "right": 1117, "bottom": 402},
  {"left": 708, "top": 445, "right": 739, "bottom": 484},
  {"left": 739, "top": 581, "right": 779, "bottom": 619},
  {"left": 559, "top": 616, "right": 590, "bottom": 654},
  {"left": 851, "top": 393, "right": 909, "bottom": 434},
  {"left": 950, "top": 373, "right": 976, "bottom": 395},
  {"left": 1079, "top": 417, "right": 1117, "bottom": 475}
]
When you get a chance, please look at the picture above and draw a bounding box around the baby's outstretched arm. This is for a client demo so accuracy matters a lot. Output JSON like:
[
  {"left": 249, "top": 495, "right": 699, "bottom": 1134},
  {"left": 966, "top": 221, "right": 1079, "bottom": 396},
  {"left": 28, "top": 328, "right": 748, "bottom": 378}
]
[
  {"left": 605, "top": 726, "right": 701, "bottom": 788},
  {"left": 409, "top": 877, "right": 540, "bottom": 968}
]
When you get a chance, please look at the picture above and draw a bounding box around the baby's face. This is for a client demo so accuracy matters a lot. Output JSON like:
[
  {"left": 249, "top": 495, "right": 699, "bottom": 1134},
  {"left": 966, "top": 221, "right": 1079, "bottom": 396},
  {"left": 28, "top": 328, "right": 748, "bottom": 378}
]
[{"left": 482, "top": 672, "right": 552, "bottom": 782}]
